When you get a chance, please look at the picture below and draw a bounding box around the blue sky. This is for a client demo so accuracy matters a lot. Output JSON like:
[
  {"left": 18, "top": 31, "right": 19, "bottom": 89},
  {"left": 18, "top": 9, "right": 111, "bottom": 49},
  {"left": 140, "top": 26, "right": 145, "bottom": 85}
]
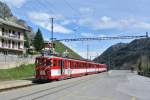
[{"left": 1, "top": 0, "right": 150, "bottom": 59}]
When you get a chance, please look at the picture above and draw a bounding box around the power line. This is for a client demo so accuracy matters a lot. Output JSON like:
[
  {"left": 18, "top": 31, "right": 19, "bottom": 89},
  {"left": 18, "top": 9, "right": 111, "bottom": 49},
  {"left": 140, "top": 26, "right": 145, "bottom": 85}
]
[
  {"left": 62, "top": 0, "right": 81, "bottom": 16},
  {"left": 36, "top": 0, "right": 56, "bottom": 15},
  {"left": 35, "top": 0, "right": 81, "bottom": 39},
  {"left": 44, "top": 0, "right": 80, "bottom": 30},
  {"left": 55, "top": 33, "right": 148, "bottom": 42}
]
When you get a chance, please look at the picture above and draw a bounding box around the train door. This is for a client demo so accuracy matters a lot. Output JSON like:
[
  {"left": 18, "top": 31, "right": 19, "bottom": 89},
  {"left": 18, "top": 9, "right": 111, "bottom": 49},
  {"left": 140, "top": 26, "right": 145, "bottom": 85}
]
[
  {"left": 67, "top": 61, "right": 71, "bottom": 76},
  {"left": 58, "top": 59, "right": 65, "bottom": 75}
]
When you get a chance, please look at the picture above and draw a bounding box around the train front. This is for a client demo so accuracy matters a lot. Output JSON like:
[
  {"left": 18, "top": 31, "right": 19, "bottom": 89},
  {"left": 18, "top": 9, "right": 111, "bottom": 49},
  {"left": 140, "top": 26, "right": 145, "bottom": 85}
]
[{"left": 35, "top": 56, "right": 52, "bottom": 80}]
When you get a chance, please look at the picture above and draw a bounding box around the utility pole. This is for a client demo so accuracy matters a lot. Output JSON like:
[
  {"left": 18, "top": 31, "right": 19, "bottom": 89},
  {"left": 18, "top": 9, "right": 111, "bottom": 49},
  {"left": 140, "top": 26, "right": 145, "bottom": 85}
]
[
  {"left": 50, "top": 17, "right": 54, "bottom": 53},
  {"left": 146, "top": 32, "right": 149, "bottom": 38}
]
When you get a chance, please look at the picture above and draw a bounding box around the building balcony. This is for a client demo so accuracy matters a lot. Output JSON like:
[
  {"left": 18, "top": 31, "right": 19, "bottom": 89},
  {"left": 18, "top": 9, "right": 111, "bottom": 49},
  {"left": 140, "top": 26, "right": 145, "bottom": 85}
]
[
  {"left": 0, "top": 33, "right": 24, "bottom": 42},
  {"left": 0, "top": 45, "right": 24, "bottom": 51}
]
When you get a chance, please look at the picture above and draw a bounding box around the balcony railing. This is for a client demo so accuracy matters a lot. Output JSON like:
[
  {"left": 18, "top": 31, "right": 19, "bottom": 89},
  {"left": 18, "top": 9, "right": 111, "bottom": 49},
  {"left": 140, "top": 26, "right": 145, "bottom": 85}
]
[
  {"left": 2, "top": 32, "right": 20, "bottom": 38},
  {"left": 0, "top": 32, "right": 24, "bottom": 41},
  {"left": 1, "top": 44, "right": 24, "bottom": 51}
]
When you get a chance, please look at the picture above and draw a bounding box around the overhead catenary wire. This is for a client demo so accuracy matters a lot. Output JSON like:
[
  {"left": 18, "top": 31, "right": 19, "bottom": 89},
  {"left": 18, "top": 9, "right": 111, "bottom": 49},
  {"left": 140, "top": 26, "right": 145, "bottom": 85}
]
[
  {"left": 62, "top": 0, "right": 81, "bottom": 16},
  {"left": 36, "top": 0, "right": 82, "bottom": 42},
  {"left": 55, "top": 33, "right": 148, "bottom": 42},
  {"left": 36, "top": 0, "right": 56, "bottom": 16},
  {"left": 35, "top": 0, "right": 78, "bottom": 28},
  {"left": 62, "top": 0, "right": 81, "bottom": 29},
  {"left": 43, "top": 0, "right": 80, "bottom": 30}
]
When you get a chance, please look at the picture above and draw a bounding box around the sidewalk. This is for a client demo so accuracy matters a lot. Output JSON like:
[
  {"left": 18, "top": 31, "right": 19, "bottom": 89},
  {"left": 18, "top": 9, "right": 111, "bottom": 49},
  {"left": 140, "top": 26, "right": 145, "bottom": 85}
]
[{"left": 0, "top": 79, "right": 33, "bottom": 91}]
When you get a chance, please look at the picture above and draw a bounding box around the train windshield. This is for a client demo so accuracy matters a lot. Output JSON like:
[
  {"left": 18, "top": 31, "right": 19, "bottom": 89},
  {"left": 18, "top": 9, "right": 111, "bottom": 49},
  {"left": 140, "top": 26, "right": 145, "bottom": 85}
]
[{"left": 35, "top": 58, "right": 51, "bottom": 67}]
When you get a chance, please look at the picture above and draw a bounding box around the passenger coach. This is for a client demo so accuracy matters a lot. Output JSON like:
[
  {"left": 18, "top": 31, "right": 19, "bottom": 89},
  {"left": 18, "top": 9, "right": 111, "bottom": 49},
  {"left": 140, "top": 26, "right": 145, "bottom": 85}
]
[{"left": 35, "top": 56, "right": 107, "bottom": 80}]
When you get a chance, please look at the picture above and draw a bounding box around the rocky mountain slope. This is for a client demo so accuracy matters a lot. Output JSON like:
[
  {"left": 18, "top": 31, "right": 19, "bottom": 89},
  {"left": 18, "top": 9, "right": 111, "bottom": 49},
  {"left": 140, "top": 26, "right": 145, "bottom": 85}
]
[{"left": 94, "top": 38, "right": 150, "bottom": 70}]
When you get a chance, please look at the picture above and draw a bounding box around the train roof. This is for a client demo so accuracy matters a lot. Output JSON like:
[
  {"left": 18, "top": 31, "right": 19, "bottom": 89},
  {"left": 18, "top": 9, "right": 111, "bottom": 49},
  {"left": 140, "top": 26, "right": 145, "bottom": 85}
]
[{"left": 36, "top": 55, "right": 105, "bottom": 65}]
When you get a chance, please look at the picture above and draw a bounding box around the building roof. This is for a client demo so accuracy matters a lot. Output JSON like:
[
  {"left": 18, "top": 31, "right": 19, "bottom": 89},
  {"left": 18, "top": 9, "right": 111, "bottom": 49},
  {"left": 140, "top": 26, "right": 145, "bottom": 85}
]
[{"left": 0, "top": 18, "right": 28, "bottom": 30}]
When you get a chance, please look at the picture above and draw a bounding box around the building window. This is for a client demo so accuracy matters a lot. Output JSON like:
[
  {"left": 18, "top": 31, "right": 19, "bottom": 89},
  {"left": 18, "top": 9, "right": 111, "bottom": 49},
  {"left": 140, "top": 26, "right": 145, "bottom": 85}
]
[
  {"left": 2, "top": 28, "right": 4, "bottom": 35},
  {"left": 12, "top": 41, "right": 14, "bottom": 48},
  {"left": 18, "top": 42, "right": 20, "bottom": 49},
  {"left": 9, "top": 30, "right": 11, "bottom": 37},
  {"left": 18, "top": 32, "right": 20, "bottom": 39},
  {"left": 8, "top": 40, "right": 11, "bottom": 48},
  {"left": 2, "top": 39, "right": 4, "bottom": 47},
  {"left": 5, "top": 40, "right": 7, "bottom": 47},
  {"left": 12, "top": 30, "right": 15, "bottom": 34},
  {"left": 9, "top": 29, "right": 11, "bottom": 33}
]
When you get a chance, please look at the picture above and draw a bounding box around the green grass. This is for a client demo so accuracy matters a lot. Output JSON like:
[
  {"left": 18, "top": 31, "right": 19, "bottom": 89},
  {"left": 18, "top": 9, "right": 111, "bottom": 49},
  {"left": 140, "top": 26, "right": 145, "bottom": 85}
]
[
  {"left": 0, "top": 64, "right": 35, "bottom": 81},
  {"left": 54, "top": 41, "right": 83, "bottom": 59}
]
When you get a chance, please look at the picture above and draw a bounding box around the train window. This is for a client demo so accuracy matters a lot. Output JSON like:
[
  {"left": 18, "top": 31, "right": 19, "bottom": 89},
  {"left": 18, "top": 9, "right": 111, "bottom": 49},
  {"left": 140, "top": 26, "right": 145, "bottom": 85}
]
[
  {"left": 76, "top": 63, "right": 78, "bottom": 68},
  {"left": 81, "top": 63, "right": 83, "bottom": 68},
  {"left": 58, "top": 60, "right": 64, "bottom": 68},
  {"left": 67, "top": 61, "right": 70, "bottom": 67},
  {"left": 53, "top": 60, "right": 57, "bottom": 66},
  {"left": 72, "top": 62, "right": 74, "bottom": 68},
  {"left": 58, "top": 60, "right": 61, "bottom": 67},
  {"left": 62, "top": 60, "right": 64, "bottom": 67},
  {"left": 68, "top": 61, "right": 70, "bottom": 67},
  {"left": 78, "top": 63, "right": 80, "bottom": 68},
  {"left": 46, "top": 60, "right": 51, "bottom": 66},
  {"left": 74, "top": 63, "right": 76, "bottom": 68},
  {"left": 71, "top": 62, "right": 73, "bottom": 68},
  {"left": 35, "top": 58, "right": 45, "bottom": 66}
]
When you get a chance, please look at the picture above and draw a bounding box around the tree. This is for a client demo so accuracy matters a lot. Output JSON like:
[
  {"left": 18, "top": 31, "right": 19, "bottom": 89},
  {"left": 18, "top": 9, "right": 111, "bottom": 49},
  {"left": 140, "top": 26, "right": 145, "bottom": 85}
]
[
  {"left": 33, "top": 28, "right": 44, "bottom": 51},
  {"left": 24, "top": 32, "right": 30, "bottom": 49}
]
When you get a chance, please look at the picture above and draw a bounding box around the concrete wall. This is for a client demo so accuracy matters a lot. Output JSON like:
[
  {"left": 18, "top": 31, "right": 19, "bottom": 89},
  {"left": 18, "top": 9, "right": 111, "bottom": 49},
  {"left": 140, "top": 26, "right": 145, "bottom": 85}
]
[{"left": 0, "top": 54, "right": 37, "bottom": 69}]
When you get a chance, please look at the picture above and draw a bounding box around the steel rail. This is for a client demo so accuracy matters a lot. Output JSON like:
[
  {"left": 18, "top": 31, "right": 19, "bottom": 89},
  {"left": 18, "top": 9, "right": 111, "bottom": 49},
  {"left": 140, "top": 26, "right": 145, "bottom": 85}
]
[{"left": 10, "top": 74, "right": 100, "bottom": 100}]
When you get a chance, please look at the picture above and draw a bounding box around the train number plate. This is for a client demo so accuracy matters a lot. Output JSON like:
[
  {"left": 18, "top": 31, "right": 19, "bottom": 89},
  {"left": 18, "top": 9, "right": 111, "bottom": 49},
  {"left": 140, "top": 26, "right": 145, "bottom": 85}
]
[{"left": 40, "top": 71, "right": 46, "bottom": 75}]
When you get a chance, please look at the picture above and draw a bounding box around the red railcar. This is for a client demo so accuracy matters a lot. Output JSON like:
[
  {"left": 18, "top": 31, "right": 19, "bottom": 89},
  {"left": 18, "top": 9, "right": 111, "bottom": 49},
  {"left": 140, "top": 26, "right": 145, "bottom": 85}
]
[{"left": 35, "top": 56, "right": 107, "bottom": 80}]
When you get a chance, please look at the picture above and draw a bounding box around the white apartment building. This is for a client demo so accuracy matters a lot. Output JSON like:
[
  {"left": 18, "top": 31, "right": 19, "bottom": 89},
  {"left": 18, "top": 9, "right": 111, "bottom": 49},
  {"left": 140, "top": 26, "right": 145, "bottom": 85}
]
[{"left": 0, "top": 18, "right": 27, "bottom": 55}]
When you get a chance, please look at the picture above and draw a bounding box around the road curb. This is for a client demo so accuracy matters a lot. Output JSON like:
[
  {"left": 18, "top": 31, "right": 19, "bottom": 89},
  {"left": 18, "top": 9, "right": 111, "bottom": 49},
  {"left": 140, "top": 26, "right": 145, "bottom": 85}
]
[{"left": 0, "top": 80, "right": 34, "bottom": 92}]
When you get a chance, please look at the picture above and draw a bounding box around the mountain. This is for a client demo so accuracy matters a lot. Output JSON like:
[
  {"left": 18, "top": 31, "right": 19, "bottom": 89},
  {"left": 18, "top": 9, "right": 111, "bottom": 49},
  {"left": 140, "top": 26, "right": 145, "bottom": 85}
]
[
  {"left": 0, "top": 1, "right": 13, "bottom": 19},
  {"left": 54, "top": 41, "right": 83, "bottom": 60},
  {"left": 94, "top": 38, "right": 150, "bottom": 70},
  {"left": 0, "top": 1, "right": 35, "bottom": 45}
]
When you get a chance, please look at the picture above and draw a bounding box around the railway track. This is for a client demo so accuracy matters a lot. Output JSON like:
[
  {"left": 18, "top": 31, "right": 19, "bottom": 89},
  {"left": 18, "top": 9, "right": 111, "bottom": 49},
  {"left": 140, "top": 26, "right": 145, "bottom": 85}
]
[{"left": 11, "top": 73, "right": 101, "bottom": 100}]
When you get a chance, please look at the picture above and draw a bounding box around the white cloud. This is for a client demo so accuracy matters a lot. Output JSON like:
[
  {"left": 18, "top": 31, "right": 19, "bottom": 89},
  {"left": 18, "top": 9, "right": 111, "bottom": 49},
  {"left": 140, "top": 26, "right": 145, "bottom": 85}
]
[
  {"left": 78, "top": 16, "right": 150, "bottom": 30},
  {"left": 81, "top": 33, "right": 95, "bottom": 37},
  {"left": 46, "top": 23, "right": 73, "bottom": 34},
  {"left": 0, "top": 0, "right": 27, "bottom": 8},
  {"left": 79, "top": 7, "right": 94, "bottom": 13},
  {"left": 78, "top": 51, "right": 100, "bottom": 59},
  {"left": 61, "top": 20, "right": 72, "bottom": 25},
  {"left": 101, "top": 16, "right": 111, "bottom": 22},
  {"left": 28, "top": 12, "right": 73, "bottom": 34}
]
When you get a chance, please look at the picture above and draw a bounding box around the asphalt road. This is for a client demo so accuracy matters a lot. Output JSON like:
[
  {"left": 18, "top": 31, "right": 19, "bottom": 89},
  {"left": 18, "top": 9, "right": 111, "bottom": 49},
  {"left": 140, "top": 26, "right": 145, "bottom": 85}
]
[{"left": 0, "top": 70, "right": 150, "bottom": 100}]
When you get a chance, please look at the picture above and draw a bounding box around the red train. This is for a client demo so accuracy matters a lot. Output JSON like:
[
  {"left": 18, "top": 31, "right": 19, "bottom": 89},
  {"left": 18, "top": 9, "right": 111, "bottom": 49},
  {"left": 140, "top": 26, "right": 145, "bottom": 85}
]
[{"left": 35, "top": 56, "right": 107, "bottom": 80}]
